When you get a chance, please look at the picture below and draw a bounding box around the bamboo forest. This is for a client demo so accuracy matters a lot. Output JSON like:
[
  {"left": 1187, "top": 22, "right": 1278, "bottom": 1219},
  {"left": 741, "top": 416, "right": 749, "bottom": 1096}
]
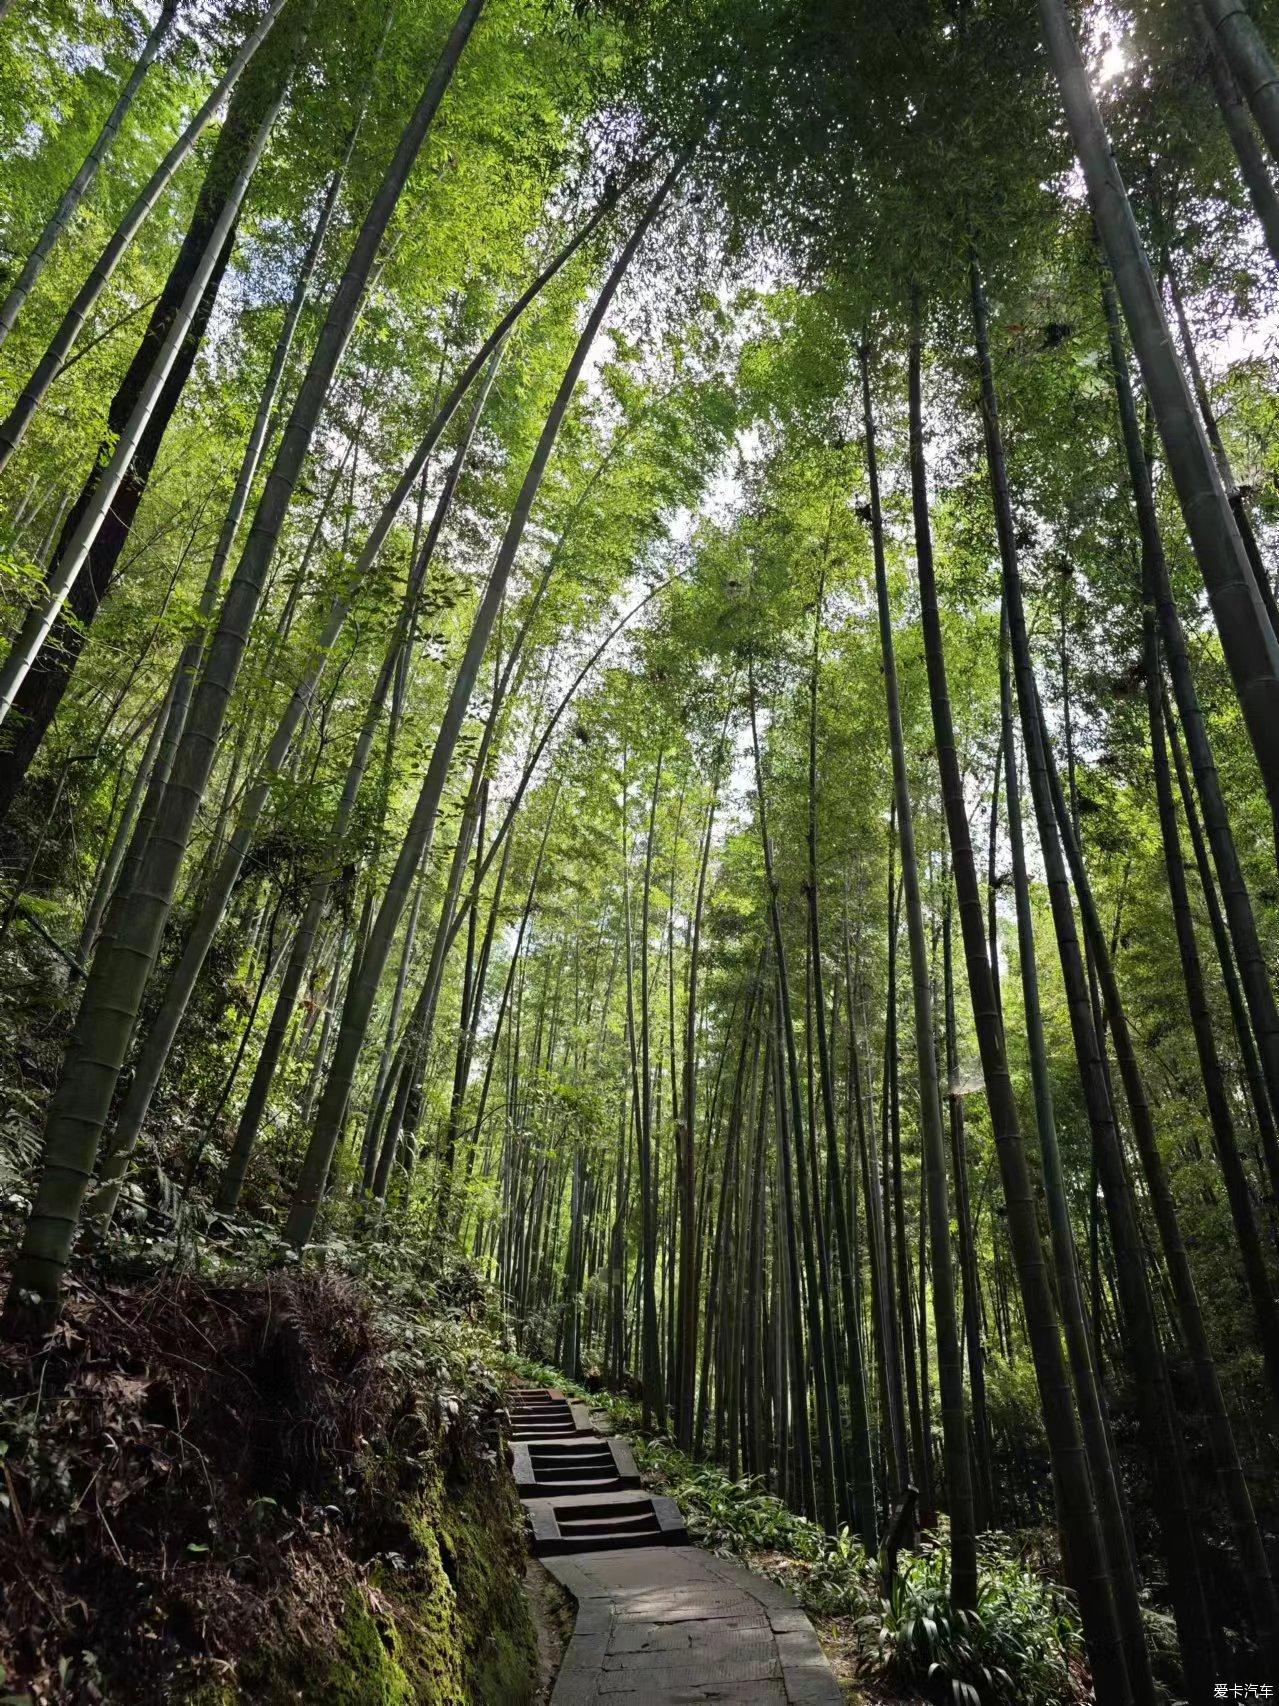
[{"left": 6, "top": 0, "right": 1279, "bottom": 1700}]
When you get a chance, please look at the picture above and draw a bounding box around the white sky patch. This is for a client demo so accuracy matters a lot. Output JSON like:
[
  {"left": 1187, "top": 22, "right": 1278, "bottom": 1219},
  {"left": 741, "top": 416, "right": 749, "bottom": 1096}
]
[{"left": 1098, "top": 43, "right": 1128, "bottom": 84}]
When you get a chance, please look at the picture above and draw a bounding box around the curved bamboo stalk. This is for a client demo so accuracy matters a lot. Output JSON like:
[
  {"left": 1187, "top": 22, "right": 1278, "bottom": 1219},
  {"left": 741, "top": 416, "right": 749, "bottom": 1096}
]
[
  {"left": 0, "top": 75, "right": 290, "bottom": 724},
  {"left": 0, "top": 0, "right": 179, "bottom": 348},
  {"left": 0, "top": 0, "right": 295, "bottom": 473},
  {"left": 2, "top": 0, "right": 484, "bottom": 1334},
  {"left": 286, "top": 154, "right": 688, "bottom": 1249},
  {"left": 1039, "top": 0, "right": 1279, "bottom": 852}
]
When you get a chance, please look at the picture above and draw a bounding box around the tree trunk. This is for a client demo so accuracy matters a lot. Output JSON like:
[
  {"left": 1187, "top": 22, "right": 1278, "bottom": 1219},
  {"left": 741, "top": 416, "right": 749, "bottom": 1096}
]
[
  {"left": 439, "top": 786, "right": 516, "bottom": 1234},
  {"left": 926, "top": 274, "right": 1142, "bottom": 1702},
  {"left": 1193, "top": 1, "right": 1279, "bottom": 274},
  {"left": 972, "top": 246, "right": 1218, "bottom": 1698},
  {"left": 120, "top": 64, "right": 380, "bottom": 877},
  {"left": 697, "top": 967, "right": 759, "bottom": 1453},
  {"left": 873, "top": 839, "right": 911, "bottom": 1502},
  {"left": 999, "top": 603, "right": 1155, "bottom": 1706},
  {"left": 675, "top": 749, "right": 722, "bottom": 1446},
  {"left": 637, "top": 748, "right": 667, "bottom": 1428},
  {"left": 216, "top": 344, "right": 498, "bottom": 1209},
  {"left": 3, "top": 0, "right": 485, "bottom": 1334},
  {"left": 1101, "top": 262, "right": 1279, "bottom": 1405},
  {"left": 286, "top": 154, "right": 686, "bottom": 1249},
  {"left": 808, "top": 600, "right": 876, "bottom": 1542},
  {"left": 942, "top": 889, "right": 994, "bottom": 1532},
  {"left": 0, "top": 0, "right": 295, "bottom": 473},
  {"left": 741, "top": 695, "right": 803, "bottom": 1508},
  {"left": 434, "top": 782, "right": 488, "bottom": 1228},
  {"left": 1038, "top": 671, "right": 1279, "bottom": 1666},
  {"left": 0, "top": 0, "right": 179, "bottom": 347},
  {"left": 89, "top": 501, "right": 425, "bottom": 1229},
  {"left": 0, "top": 50, "right": 293, "bottom": 730},
  {"left": 1165, "top": 699, "right": 1279, "bottom": 1197},
  {"left": 862, "top": 340, "right": 975, "bottom": 1605},
  {"left": 76, "top": 689, "right": 170, "bottom": 962},
  {"left": 1038, "top": 0, "right": 1279, "bottom": 850},
  {"left": 1164, "top": 253, "right": 1279, "bottom": 640},
  {"left": 1146, "top": 610, "right": 1279, "bottom": 1397},
  {"left": 0, "top": 5, "right": 335, "bottom": 825},
  {"left": 1198, "top": 0, "right": 1279, "bottom": 167}
]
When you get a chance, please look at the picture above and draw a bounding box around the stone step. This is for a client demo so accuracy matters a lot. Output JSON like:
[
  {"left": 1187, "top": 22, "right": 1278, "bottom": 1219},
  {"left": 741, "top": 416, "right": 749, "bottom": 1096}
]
[
  {"left": 528, "top": 1445, "right": 613, "bottom": 1462},
  {"left": 551, "top": 1530, "right": 666, "bottom": 1556},
  {"left": 513, "top": 1437, "right": 639, "bottom": 1495},
  {"left": 528, "top": 1445, "right": 613, "bottom": 1460},
  {"left": 559, "top": 1508, "right": 660, "bottom": 1535},
  {"left": 530, "top": 1461, "right": 614, "bottom": 1479},
  {"left": 522, "top": 1490, "right": 687, "bottom": 1557},
  {"left": 523, "top": 1475, "right": 625, "bottom": 1495},
  {"left": 504, "top": 1385, "right": 600, "bottom": 1426},
  {"left": 508, "top": 1404, "right": 597, "bottom": 1440}
]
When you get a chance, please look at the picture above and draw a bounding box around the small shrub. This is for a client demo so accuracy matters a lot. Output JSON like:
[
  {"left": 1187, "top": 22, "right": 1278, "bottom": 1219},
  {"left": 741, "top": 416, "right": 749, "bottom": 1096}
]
[{"left": 875, "top": 1543, "right": 1083, "bottom": 1706}]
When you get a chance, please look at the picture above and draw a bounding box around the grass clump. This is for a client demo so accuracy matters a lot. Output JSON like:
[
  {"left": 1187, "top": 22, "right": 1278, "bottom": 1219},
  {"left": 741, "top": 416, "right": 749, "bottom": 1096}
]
[{"left": 873, "top": 1542, "right": 1085, "bottom": 1706}]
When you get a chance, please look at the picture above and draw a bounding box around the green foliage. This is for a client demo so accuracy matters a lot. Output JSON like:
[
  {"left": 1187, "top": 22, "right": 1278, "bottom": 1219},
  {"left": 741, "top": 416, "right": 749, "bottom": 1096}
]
[
  {"left": 875, "top": 1544, "right": 1084, "bottom": 1706},
  {"left": 2, "top": 0, "right": 1279, "bottom": 1692}
]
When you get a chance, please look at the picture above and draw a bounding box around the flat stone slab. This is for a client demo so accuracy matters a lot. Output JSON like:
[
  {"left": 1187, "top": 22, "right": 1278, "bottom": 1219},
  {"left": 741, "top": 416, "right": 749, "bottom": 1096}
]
[{"left": 544, "top": 1544, "right": 841, "bottom": 1704}]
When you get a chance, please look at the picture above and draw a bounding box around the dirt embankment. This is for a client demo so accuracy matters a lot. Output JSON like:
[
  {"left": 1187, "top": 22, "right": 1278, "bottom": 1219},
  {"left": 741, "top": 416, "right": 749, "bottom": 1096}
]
[{"left": 0, "top": 1265, "right": 539, "bottom": 1704}]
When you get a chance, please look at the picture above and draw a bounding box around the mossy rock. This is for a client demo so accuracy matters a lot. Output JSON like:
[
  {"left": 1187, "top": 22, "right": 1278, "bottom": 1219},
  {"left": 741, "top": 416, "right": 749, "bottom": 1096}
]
[
  {"left": 319, "top": 1583, "right": 451, "bottom": 1705},
  {"left": 435, "top": 1478, "right": 538, "bottom": 1704},
  {"left": 205, "top": 1460, "right": 537, "bottom": 1703},
  {"left": 230, "top": 1574, "right": 459, "bottom": 1705}
]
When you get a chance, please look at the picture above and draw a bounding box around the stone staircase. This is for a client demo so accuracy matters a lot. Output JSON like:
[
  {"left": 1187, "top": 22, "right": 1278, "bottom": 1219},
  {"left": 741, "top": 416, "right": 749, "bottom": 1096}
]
[
  {"left": 508, "top": 1391, "right": 593, "bottom": 1440},
  {"left": 507, "top": 1385, "right": 687, "bottom": 1558}
]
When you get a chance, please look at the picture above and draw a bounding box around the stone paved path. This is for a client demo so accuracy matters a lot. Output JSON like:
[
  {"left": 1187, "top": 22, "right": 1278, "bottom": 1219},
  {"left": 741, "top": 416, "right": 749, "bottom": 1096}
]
[{"left": 542, "top": 1538, "right": 843, "bottom": 1703}]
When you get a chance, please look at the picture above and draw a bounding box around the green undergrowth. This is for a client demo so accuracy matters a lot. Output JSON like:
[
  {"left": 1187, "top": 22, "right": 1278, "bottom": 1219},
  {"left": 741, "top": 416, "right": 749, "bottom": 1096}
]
[{"left": 505, "top": 1356, "right": 1087, "bottom": 1706}]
